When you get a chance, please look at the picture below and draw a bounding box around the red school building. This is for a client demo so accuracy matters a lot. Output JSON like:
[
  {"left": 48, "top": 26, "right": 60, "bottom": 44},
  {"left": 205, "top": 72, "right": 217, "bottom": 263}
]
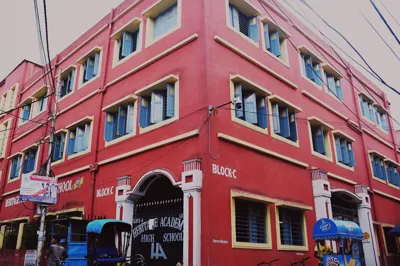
[{"left": 0, "top": 0, "right": 399, "bottom": 265}]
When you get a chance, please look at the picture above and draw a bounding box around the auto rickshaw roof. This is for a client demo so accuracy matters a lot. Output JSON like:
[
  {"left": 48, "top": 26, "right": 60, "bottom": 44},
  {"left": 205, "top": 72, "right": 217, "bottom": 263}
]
[
  {"left": 87, "top": 219, "right": 131, "bottom": 234},
  {"left": 312, "top": 218, "right": 364, "bottom": 240},
  {"left": 49, "top": 218, "right": 91, "bottom": 226}
]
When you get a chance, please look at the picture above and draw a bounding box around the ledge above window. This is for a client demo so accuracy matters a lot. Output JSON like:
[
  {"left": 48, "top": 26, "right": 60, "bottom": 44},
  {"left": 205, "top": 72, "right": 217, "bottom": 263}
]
[
  {"left": 331, "top": 130, "right": 355, "bottom": 142},
  {"left": 298, "top": 45, "right": 323, "bottom": 64},
  {"left": 308, "top": 116, "right": 334, "bottom": 131},
  {"left": 135, "top": 75, "right": 179, "bottom": 96},
  {"left": 111, "top": 18, "right": 142, "bottom": 40},
  {"left": 77, "top": 47, "right": 102, "bottom": 65},
  {"left": 228, "top": 0, "right": 261, "bottom": 17},
  {"left": 65, "top": 116, "right": 94, "bottom": 130},
  {"left": 321, "top": 63, "right": 342, "bottom": 79},
  {"left": 102, "top": 94, "right": 137, "bottom": 113},
  {"left": 268, "top": 95, "right": 302, "bottom": 113},
  {"left": 230, "top": 74, "right": 271, "bottom": 96},
  {"left": 18, "top": 97, "right": 34, "bottom": 108}
]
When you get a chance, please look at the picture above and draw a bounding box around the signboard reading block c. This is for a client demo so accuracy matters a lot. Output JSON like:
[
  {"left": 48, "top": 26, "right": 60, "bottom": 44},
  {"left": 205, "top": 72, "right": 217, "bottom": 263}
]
[{"left": 19, "top": 174, "right": 57, "bottom": 204}]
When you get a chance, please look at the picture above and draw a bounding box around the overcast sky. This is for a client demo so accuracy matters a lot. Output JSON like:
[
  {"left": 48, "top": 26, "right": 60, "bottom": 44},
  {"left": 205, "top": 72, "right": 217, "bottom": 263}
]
[{"left": 0, "top": 0, "right": 399, "bottom": 131}]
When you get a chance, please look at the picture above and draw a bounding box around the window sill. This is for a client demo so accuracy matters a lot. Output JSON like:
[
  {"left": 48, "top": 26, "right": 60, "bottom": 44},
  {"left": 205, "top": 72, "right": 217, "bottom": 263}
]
[
  {"left": 271, "top": 132, "right": 299, "bottom": 148},
  {"left": 139, "top": 116, "right": 178, "bottom": 134},
  {"left": 312, "top": 151, "right": 333, "bottom": 162},
  {"left": 146, "top": 24, "right": 181, "bottom": 48},
  {"left": 376, "top": 126, "right": 389, "bottom": 135},
  {"left": 18, "top": 120, "right": 29, "bottom": 128},
  {"left": 361, "top": 116, "right": 376, "bottom": 126},
  {"left": 262, "top": 48, "right": 290, "bottom": 68},
  {"left": 232, "top": 116, "right": 268, "bottom": 136},
  {"left": 7, "top": 176, "right": 20, "bottom": 184},
  {"left": 277, "top": 245, "right": 308, "bottom": 252},
  {"left": 31, "top": 109, "right": 47, "bottom": 120},
  {"left": 51, "top": 158, "right": 65, "bottom": 167},
  {"left": 58, "top": 91, "right": 74, "bottom": 103},
  {"left": 78, "top": 75, "right": 100, "bottom": 90},
  {"left": 326, "top": 89, "right": 342, "bottom": 103},
  {"left": 113, "top": 48, "right": 142, "bottom": 69},
  {"left": 302, "top": 76, "right": 322, "bottom": 90},
  {"left": 232, "top": 242, "right": 272, "bottom": 250},
  {"left": 105, "top": 132, "right": 136, "bottom": 147},
  {"left": 336, "top": 162, "right": 354, "bottom": 172},
  {"left": 388, "top": 183, "right": 399, "bottom": 190},
  {"left": 67, "top": 149, "right": 91, "bottom": 160},
  {"left": 227, "top": 25, "right": 259, "bottom": 48},
  {"left": 372, "top": 176, "right": 387, "bottom": 184}
]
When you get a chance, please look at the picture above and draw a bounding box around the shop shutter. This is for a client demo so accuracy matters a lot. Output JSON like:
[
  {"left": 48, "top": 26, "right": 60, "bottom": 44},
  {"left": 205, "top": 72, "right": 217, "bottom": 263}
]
[
  {"left": 166, "top": 84, "right": 175, "bottom": 118},
  {"left": 269, "top": 31, "right": 281, "bottom": 57},
  {"left": 257, "top": 97, "right": 268, "bottom": 129},
  {"left": 244, "top": 93, "right": 257, "bottom": 124},
  {"left": 264, "top": 23, "right": 270, "bottom": 50}
]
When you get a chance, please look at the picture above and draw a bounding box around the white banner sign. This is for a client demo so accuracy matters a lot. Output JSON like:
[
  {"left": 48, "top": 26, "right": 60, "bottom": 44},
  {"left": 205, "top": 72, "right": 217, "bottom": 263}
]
[{"left": 19, "top": 174, "right": 57, "bottom": 204}]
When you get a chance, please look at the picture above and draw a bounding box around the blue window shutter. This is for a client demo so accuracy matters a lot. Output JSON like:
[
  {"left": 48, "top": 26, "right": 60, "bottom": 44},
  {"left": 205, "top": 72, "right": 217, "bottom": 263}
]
[
  {"left": 234, "top": 83, "right": 244, "bottom": 118},
  {"left": 126, "top": 104, "right": 134, "bottom": 134},
  {"left": 272, "top": 103, "right": 280, "bottom": 133},
  {"left": 363, "top": 101, "right": 369, "bottom": 119},
  {"left": 341, "top": 139, "right": 350, "bottom": 165},
  {"left": 104, "top": 114, "right": 115, "bottom": 141},
  {"left": 314, "top": 64, "right": 322, "bottom": 85},
  {"left": 16, "top": 156, "right": 21, "bottom": 175},
  {"left": 263, "top": 23, "right": 270, "bottom": 50},
  {"left": 382, "top": 114, "right": 389, "bottom": 131},
  {"left": 374, "top": 107, "right": 381, "bottom": 126},
  {"left": 327, "top": 76, "right": 336, "bottom": 95},
  {"left": 53, "top": 135, "right": 60, "bottom": 161},
  {"left": 300, "top": 54, "right": 307, "bottom": 76},
  {"left": 83, "top": 124, "right": 91, "bottom": 150},
  {"left": 304, "top": 56, "right": 314, "bottom": 79},
  {"left": 244, "top": 93, "right": 258, "bottom": 124},
  {"left": 69, "top": 69, "right": 75, "bottom": 93},
  {"left": 335, "top": 136, "right": 343, "bottom": 162},
  {"left": 388, "top": 165, "right": 393, "bottom": 183},
  {"left": 374, "top": 157, "right": 382, "bottom": 179},
  {"left": 117, "top": 106, "right": 127, "bottom": 137},
  {"left": 85, "top": 57, "right": 94, "bottom": 81},
  {"left": 257, "top": 97, "right": 268, "bottom": 129},
  {"left": 28, "top": 151, "right": 36, "bottom": 172},
  {"left": 230, "top": 5, "right": 240, "bottom": 30},
  {"left": 248, "top": 17, "right": 259, "bottom": 42},
  {"left": 59, "top": 133, "right": 65, "bottom": 159},
  {"left": 381, "top": 162, "right": 387, "bottom": 180},
  {"left": 166, "top": 4, "right": 178, "bottom": 31},
  {"left": 347, "top": 143, "right": 355, "bottom": 167},
  {"left": 367, "top": 103, "right": 374, "bottom": 122},
  {"left": 166, "top": 83, "right": 175, "bottom": 118},
  {"left": 370, "top": 155, "right": 377, "bottom": 176},
  {"left": 10, "top": 159, "right": 16, "bottom": 178},
  {"left": 336, "top": 79, "right": 343, "bottom": 100},
  {"left": 150, "top": 92, "right": 164, "bottom": 124},
  {"left": 22, "top": 104, "right": 31, "bottom": 121},
  {"left": 139, "top": 97, "right": 149, "bottom": 128},
  {"left": 289, "top": 113, "right": 298, "bottom": 142},
  {"left": 67, "top": 131, "right": 76, "bottom": 155},
  {"left": 359, "top": 96, "right": 366, "bottom": 116},
  {"left": 279, "top": 107, "right": 290, "bottom": 138},
  {"left": 121, "top": 32, "right": 133, "bottom": 57},
  {"left": 394, "top": 168, "right": 399, "bottom": 186},
  {"left": 23, "top": 154, "right": 29, "bottom": 174},
  {"left": 315, "top": 126, "right": 326, "bottom": 154},
  {"left": 74, "top": 127, "right": 84, "bottom": 153},
  {"left": 93, "top": 52, "right": 100, "bottom": 76},
  {"left": 269, "top": 31, "right": 281, "bottom": 57}
]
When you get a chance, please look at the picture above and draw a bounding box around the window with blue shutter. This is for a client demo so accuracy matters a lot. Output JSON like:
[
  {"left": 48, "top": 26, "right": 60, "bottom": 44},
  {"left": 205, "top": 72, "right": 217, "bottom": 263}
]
[
  {"left": 334, "top": 135, "right": 355, "bottom": 167},
  {"left": 153, "top": 4, "right": 178, "bottom": 40},
  {"left": 374, "top": 108, "right": 390, "bottom": 132},
  {"left": 301, "top": 52, "right": 322, "bottom": 86},
  {"left": 23, "top": 149, "right": 37, "bottom": 174},
  {"left": 119, "top": 30, "right": 139, "bottom": 60},
  {"left": 22, "top": 103, "right": 32, "bottom": 122},
  {"left": 279, "top": 208, "right": 304, "bottom": 246},
  {"left": 60, "top": 69, "right": 75, "bottom": 98},
  {"left": 233, "top": 83, "right": 268, "bottom": 130},
  {"left": 387, "top": 163, "right": 400, "bottom": 186},
  {"left": 83, "top": 52, "right": 100, "bottom": 83},
  {"left": 104, "top": 102, "right": 135, "bottom": 142},
  {"left": 235, "top": 199, "right": 267, "bottom": 244},
  {"left": 139, "top": 83, "right": 176, "bottom": 128},
  {"left": 370, "top": 154, "right": 388, "bottom": 180},
  {"left": 271, "top": 102, "right": 298, "bottom": 142},
  {"left": 229, "top": 4, "right": 259, "bottom": 42},
  {"left": 10, "top": 155, "right": 22, "bottom": 179},
  {"left": 37, "top": 94, "right": 47, "bottom": 113},
  {"left": 311, "top": 125, "right": 326, "bottom": 155},
  {"left": 53, "top": 133, "right": 66, "bottom": 162},
  {"left": 67, "top": 122, "right": 91, "bottom": 155}
]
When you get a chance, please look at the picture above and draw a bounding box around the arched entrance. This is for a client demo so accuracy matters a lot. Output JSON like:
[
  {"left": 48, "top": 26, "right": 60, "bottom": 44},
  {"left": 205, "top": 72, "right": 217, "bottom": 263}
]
[
  {"left": 331, "top": 189, "right": 362, "bottom": 224},
  {"left": 130, "top": 174, "right": 183, "bottom": 266}
]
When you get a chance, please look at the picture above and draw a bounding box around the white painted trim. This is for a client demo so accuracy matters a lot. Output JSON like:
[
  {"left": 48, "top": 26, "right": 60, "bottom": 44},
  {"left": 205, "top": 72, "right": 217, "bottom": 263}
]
[
  {"left": 374, "top": 189, "right": 400, "bottom": 202},
  {"left": 55, "top": 164, "right": 91, "bottom": 179},
  {"left": 2, "top": 188, "right": 20, "bottom": 197},
  {"left": 131, "top": 169, "right": 180, "bottom": 196}
]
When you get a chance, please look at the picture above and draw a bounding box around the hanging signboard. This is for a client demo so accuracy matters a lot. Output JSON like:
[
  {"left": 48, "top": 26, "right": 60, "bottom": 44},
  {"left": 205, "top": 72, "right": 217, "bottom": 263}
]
[{"left": 19, "top": 174, "right": 58, "bottom": 204}]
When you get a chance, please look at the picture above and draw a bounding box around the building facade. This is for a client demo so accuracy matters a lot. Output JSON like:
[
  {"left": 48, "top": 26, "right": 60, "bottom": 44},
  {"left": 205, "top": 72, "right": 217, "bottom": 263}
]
[{"left": 0, "top": 0, "right": 399, "bottom": 265}]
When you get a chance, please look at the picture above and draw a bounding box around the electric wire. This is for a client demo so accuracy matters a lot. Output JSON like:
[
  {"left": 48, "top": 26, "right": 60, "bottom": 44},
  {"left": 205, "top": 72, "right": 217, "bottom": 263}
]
[
  {"left": 282, "top": 0, "right": 400, "bottom": 129},
  {"left": 299, "top": 0, "right": 400, "bottom": 96},
  {"left": 377, "top": 0, "right": 400, "bottom": 28},
  {"left": 258, "top": 0, "right": 400, "bottom": 147},
  {"left": 369, "top": 0, "right": 400, "bottom": 46},
  {"left": 360, "top": 10, "right": 400, "bottom": 62}
]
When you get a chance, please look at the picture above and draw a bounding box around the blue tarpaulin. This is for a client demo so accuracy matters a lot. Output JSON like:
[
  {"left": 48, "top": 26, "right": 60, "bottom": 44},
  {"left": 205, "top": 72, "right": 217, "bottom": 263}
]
[
  {"left": 312, "top": 218, "right": 364, "bottom": 240},
  {"left": 86, "top": 219, "right": 131, "bottom": 234},
  {"left": 389, "top": 224, "right": 400, "bottom": 236}
]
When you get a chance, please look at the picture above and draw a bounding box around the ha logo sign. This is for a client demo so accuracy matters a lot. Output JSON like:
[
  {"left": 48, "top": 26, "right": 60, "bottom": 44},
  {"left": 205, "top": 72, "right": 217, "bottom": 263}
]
[{"left": 212, "top": 164, "right": 237, "bottom": 179}]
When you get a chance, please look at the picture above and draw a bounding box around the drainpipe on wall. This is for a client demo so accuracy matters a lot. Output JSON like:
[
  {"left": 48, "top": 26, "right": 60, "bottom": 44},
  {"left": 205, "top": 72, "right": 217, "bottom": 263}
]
[
  {"left": 89, "top": 8, "right": 115, "bottom": 220},
  {"left": 0, "top": 62, "right": 29, "bottom": 212}
]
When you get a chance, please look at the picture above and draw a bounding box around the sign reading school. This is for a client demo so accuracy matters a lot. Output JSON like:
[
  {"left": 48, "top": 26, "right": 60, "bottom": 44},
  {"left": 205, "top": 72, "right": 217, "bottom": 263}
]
[{"left": 19, "top": 174, "right": 58, "bottom": 204}]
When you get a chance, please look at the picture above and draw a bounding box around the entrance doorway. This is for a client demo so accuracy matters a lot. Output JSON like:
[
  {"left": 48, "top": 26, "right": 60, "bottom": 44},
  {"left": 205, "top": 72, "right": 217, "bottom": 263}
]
[
  {"left": 131, "top": 175, "right": 183, "bottom": 266},
  {"left": 331, "top": 189, "right": 361, "bottom": 224}
]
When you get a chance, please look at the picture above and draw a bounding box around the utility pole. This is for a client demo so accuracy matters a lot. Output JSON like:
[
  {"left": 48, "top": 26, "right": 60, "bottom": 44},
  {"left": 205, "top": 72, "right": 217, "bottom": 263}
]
[{"left": 36, "top": 69, "right": 61, "bottom": 266}]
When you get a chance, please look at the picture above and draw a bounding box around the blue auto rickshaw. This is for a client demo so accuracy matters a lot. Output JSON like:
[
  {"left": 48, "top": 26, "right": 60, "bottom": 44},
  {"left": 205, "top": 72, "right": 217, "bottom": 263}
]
[
  {"left": 313, "top": 218, "right": 365, "bottom": 266},
  {"left": 86, "top": 219, "right": 132, "bottom": 266},
  {"left": 49, "top": 218, "right": 89, "bottom": 266}
]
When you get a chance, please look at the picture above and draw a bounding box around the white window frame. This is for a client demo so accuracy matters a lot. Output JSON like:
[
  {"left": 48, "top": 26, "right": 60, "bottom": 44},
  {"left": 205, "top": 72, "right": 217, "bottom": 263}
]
[
  {"left": 0, "top": 119, "right": 11, "bottom": 159},
  {"left": 77, "top": 47, "right": 103, "bottom": 89},
  {"left": 65, "top": 116, "right": 94, "bottom": 160},
  {"left": 7, "top": 152, "right": 23, "bottom": 183},
  {"left": 298, "top": 45, "right": 324, "bottom": 89},
  {"left": 308, "top": 116, "right": 334, "bottom": 162},
  {"left": 21, "top": 143, "right": 40, "bottom": 176},
  {"left": 58, "top": 65, "right": 77, "bottom": 102},
  {"left": 331, "top": 130, "right": 355, "bottom": 171}
]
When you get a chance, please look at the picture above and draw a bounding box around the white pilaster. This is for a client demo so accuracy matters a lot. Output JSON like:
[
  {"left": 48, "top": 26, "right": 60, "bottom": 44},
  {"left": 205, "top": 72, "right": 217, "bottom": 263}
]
[
  {"left": 355, "top": 185, "right": 380, "bottom": 266},
  {"left": 311, "top": 169, "right": 332, "bottom": 220}
]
